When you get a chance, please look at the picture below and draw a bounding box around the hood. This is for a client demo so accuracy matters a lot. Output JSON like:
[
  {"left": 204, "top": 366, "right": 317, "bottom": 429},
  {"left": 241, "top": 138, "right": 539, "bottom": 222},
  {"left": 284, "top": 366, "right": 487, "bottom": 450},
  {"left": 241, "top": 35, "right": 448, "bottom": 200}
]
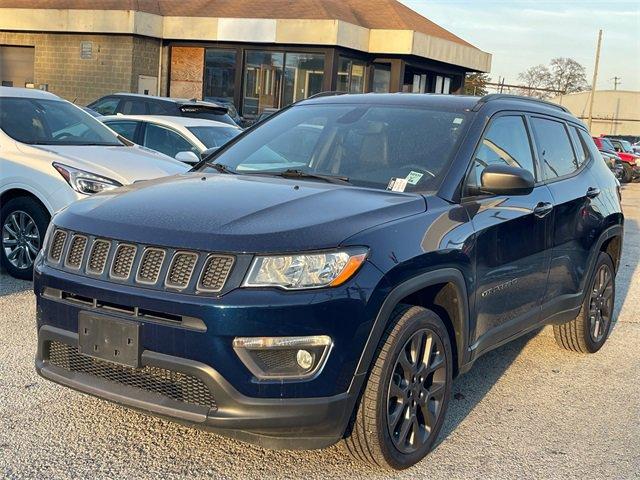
[
  {"left": 53, "top": 173, "right": 426, "bottom": 252},
  {"left": 617, "top": 151, "right": 639, "bottom": 163},
  {"left": 19, "top": 144, "right": 188, "bottom": 184}
]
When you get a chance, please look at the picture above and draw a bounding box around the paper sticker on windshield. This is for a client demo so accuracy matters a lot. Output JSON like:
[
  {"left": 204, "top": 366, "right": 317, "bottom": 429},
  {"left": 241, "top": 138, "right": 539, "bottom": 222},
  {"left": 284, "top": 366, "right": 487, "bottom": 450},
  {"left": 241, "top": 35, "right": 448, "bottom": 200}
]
[
  {"left": 406, "top": 171, "right": 424, "bottom": 185},
  {"left": 387, "top": 177, "right": 408, "bottom": 192}
]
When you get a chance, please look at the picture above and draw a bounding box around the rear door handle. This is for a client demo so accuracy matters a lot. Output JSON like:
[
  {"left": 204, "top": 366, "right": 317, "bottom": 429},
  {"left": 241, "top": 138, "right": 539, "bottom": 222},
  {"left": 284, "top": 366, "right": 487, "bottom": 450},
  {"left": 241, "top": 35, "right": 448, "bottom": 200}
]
[
  {"left": 533, "top": 202, "right": 553, "bottom": 218},
  {"left": 586, "top": 187, "right": 601, "bottom": 199}
]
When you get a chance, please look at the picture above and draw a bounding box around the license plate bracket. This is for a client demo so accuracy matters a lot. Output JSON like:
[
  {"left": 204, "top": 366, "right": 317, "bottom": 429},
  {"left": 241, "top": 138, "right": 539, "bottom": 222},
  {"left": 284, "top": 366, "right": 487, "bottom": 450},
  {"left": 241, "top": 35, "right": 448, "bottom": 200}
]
[{"left": 78, "top": 311, "right": 140, "bottom": 368}]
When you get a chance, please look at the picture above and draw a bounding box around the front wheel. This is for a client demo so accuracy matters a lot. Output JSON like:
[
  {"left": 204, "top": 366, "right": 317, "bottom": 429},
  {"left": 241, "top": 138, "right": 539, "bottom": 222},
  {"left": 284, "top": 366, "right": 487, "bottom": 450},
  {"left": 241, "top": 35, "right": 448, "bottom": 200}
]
[
  {"left": 0, "top": 196, "right": 50, "bottom": 279},
  {"left": 343, "top": 305, "right": 453, "bottom": 469},
  {"left": 554, "top": 252, "right": 615, "bottom": 353},
  {"left": 621, "top": 163, "right": 633, "bottom": 183}
]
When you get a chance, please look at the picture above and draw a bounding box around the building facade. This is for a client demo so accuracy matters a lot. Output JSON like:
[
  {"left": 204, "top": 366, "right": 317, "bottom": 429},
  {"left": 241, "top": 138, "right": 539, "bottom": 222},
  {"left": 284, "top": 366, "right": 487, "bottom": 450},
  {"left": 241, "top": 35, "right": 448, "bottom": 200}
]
[
  {"left": 0, "top": 0, "right": 491, "bottom": 119},
  {"left": 550, "top": 90, "right": 640, "bottom": 138}
]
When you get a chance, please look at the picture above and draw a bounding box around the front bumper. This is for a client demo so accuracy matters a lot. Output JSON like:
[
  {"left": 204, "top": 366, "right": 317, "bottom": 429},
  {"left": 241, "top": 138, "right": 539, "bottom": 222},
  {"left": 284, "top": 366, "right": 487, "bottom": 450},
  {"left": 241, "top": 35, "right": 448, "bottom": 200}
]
[{"left": 36, "top": 325, "right": 354, "bottom": 449}]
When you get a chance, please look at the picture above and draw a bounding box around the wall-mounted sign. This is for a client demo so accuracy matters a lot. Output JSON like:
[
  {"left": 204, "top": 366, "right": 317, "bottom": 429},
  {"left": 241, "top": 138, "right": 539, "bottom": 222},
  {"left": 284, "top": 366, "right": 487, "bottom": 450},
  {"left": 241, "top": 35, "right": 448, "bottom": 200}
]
[{"left": 80, "top": 41, "right": 93, "bottom": 59}]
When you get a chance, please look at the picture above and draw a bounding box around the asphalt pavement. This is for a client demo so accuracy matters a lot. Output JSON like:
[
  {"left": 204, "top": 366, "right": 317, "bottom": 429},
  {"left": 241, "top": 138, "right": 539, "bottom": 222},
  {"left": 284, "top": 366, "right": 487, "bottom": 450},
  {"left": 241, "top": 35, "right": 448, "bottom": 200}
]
[{"left": 1, "top": 185, "right": 639, "bottom": 479}]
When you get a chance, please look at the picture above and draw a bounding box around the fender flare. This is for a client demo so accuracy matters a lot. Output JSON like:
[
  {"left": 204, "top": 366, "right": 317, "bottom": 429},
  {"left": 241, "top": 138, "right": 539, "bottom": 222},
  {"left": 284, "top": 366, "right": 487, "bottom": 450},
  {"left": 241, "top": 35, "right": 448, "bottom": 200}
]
[{"left": 348, "top": 267, "right": 470, "bottom": 395}]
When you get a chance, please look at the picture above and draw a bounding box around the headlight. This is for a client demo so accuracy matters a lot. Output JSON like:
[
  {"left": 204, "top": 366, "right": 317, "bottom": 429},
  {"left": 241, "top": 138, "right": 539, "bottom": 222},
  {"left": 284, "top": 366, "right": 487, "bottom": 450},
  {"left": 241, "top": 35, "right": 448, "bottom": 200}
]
[
  {"left": 243, "top": 248, "right": 368, "bottom": 290},
  {"left": 53, "top": 162, "right": 122, "bottom": 195}
]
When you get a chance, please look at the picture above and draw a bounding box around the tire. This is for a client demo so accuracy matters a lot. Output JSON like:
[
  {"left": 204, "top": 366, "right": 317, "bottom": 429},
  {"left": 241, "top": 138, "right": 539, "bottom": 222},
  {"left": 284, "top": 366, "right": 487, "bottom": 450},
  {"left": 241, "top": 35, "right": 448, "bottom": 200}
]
[
  {"left": 343, "top": 305, "right": 453, "bottom": 470},
  {"left": 621, "top": 163, "right": 633, "bottom": 183},
  {"left": 553, "top": 252, "right": 615, "bottom": 353},
  {"left": 0, "top": 196, "right": 50, "bottom": 280}
]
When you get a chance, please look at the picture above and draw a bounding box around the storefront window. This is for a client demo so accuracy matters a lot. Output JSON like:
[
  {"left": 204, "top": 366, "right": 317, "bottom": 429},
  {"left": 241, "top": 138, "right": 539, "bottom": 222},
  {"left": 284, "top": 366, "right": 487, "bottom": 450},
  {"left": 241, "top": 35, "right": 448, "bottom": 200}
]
[
  {"left": 336, "top": 57, "right": 367, "bottom": 93},
  {"left": 203, "top": 49, "right": 236, "bottom": 103},
  {"left": 372, "top": 64, "right": 391, "bottom": 93},
  {"left": 282, "top": 53, "right": 325, "bottom": 106},
  {"left": 243, "top": 51, "right": 284, "bottom": 117},
  {"left": 435, "top": 75, "right": 452, "bottom": 94}
]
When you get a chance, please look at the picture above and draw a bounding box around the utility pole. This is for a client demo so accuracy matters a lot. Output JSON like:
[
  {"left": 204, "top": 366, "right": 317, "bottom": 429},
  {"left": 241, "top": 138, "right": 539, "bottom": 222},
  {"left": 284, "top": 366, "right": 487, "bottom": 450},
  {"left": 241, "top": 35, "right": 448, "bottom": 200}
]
[
  {"left": 587, "top": 29, "right": 603, "bottom": 131},
  {"left": 612, "top": 76, "right": 622, "bottom": 90}
]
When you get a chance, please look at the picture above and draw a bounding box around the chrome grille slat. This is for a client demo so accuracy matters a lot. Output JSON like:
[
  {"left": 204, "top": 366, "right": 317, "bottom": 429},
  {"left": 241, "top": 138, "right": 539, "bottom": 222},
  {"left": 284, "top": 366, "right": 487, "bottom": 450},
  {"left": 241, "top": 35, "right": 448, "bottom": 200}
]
[
  {"left": 110, "top": 243, "right": 137, "bottom": 280},
  {"left": 86, "top": 239, "right": 111, "bottom": 275},
  {"left": 48, "top": 230, "right": 67, "bottom": 263},
  {"left": 197, "top": 255, "right": 235, "bottom": 292},
  {"left": 64, "top": 235, "right": 88, "bottom": 269},
  {"left": 46, "top": 229, "right": 234, "bottom": 294},
  {"left": 136, "top": 248, "right": 166, "bottom": 285},
  {"left": 166, "top": 252, "right": 198, "bottom": 289}
]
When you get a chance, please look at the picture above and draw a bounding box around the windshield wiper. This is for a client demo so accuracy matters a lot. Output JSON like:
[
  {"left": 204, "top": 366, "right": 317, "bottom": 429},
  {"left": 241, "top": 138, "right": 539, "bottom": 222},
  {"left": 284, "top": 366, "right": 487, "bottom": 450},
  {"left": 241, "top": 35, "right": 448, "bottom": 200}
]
[
  {"left": 272, "top": 169, "right": 351, "bottom": 185},
  {"left": 205, "top": 162, "right": 237, "bottom": 174}
]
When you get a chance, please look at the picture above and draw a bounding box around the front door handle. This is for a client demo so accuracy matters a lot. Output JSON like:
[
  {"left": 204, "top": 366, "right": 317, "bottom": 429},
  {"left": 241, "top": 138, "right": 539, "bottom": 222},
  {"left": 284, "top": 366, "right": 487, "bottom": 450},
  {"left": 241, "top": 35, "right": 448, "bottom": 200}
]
[
  {"left": 586, "top": 187, "right": 601, "bottom": 199},
  {"left": 533, "top": 202, "right": 553, "bottom": 218}
]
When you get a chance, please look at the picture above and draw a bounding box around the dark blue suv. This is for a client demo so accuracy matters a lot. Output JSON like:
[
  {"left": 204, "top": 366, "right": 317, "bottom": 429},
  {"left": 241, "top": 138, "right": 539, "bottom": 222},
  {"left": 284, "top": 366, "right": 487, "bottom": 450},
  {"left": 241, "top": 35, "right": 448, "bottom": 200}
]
[{"left": 34, "top": 93, "right": 623, "bottom": 469}]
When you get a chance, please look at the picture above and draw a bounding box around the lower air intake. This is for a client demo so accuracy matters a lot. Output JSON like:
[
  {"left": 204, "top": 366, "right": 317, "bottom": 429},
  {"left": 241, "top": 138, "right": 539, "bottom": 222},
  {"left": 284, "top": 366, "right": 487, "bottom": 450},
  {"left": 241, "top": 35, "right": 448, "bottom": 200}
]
[{"left": 47, "top": 341, "right": 216, "bottom": 409}]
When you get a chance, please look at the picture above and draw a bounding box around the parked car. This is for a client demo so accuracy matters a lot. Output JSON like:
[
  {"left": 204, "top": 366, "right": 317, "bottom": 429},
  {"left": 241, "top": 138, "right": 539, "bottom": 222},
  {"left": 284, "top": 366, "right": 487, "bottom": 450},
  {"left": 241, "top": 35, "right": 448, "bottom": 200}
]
[
  {"left": 600, "top": 150, "right": 624, "bottom": 181},
  {"left": 100, "top": 115, "right": 242, "bottom": 165},
  {"left": 0, "top": 87, "right": 189, "bottom": 279},
  {"left": 593, "top": 136, "right": 639, "bottom": 182},
  {"left": 87, "top": 93, "right": 238, "bottom": 126},
  {"left": 34, "top": 93, "right": 623, "bottom": 470},
  {"left": 632, "top": 142, "right": 640, "bottom": 155},
  {"left": 204, "top": 97, "right": 243, "bottom": 126},
  {"left": 253, "top": 108, "right": 279, "bottom": 125}
]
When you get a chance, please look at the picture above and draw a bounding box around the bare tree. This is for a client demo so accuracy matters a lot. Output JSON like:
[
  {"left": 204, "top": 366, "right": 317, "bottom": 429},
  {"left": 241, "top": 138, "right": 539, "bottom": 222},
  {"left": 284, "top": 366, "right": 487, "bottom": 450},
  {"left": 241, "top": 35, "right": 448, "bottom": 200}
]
[
  {"left": 547, "top": 57, "right": 589, "bottom": 93},
  {"left": 464, "top": 72, "right": 491, "bottom": 96},
  {"left": 517, "top": 64, "right": 551, "bottom": 98}
]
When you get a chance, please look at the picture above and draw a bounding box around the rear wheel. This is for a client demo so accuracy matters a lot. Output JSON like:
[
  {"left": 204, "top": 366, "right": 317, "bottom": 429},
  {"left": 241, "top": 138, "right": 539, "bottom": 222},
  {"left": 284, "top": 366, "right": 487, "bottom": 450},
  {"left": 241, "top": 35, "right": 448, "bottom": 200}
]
[
  {"left": 343, "top": 305, "right": 453, "bottom": 469},
  {"left": 0, "top": 197, "right": 49, "bottom": 280},
  {"left": 553, "top": 252, "right": 615, "bottom": 353},
  {"left": 621, "top": 163, "right": 633, "bottom": 183}
]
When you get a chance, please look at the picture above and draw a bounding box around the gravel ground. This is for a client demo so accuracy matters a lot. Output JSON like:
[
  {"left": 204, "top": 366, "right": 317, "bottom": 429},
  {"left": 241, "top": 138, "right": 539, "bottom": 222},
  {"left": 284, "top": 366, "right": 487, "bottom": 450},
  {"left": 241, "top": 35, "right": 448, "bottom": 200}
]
[{"left": 1, "top": 186, "right": 639, "bottom": 479}]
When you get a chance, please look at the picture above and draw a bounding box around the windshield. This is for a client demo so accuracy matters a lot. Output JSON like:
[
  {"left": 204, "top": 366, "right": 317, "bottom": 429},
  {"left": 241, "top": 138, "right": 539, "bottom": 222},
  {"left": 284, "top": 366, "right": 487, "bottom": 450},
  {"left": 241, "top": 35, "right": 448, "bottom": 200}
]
[
  {"left": 199, "top": 103, "right": 468, "bottom": 192},
  {"left": 601, "top": 138, "right": 616, "bottom": 151},
  {"left": 0, "top": 97, "right": 122, "bottom": 146},
  {"left": 618, "top": 139, "right": 633, "bottom": 153},
  {"left": 188, "top": 126, "right": 241, "bottom": 148}
]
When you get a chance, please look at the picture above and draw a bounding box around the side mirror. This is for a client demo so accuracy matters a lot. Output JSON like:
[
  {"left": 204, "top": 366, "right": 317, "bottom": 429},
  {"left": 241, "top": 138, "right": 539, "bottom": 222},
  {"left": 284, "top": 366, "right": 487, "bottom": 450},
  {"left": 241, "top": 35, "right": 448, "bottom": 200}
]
[
  {"left": 175, "top": 151, "right": 200, "bottom": 165},
  {"left": 480, "top": 164, "right": 534, "bottom": 195}
]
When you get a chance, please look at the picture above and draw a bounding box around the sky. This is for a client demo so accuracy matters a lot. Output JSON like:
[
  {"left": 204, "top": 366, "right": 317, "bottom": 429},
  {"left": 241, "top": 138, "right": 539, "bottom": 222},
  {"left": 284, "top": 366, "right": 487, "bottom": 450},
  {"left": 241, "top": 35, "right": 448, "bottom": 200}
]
[{"left": 400, "top": 0, "right": 640, "bottom": 91}]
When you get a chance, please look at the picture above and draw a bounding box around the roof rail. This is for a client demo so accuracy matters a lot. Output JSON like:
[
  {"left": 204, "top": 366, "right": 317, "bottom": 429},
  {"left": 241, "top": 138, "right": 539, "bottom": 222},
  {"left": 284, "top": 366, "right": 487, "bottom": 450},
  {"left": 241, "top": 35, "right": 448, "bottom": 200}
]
[
  {"left": 306, "top": 91, "right": 349, "bottom": 100},
  {"left": 474, "top": 93, "right": 570, "bottom": 113}
]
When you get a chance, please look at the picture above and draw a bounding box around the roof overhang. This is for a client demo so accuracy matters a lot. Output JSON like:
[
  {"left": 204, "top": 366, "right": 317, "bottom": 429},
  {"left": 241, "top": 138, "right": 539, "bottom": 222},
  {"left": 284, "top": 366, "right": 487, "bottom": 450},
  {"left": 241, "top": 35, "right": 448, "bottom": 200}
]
[{"left": 0, "top": 8, "right": 492, "bottom": 72}]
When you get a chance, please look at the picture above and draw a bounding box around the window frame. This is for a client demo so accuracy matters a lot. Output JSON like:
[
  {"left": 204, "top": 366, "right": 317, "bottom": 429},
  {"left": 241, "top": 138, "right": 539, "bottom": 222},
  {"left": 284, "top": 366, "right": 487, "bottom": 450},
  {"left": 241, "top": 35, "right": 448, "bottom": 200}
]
[
  {"left": 461, "top": 112, "right": 539, "bottom": 200},
  {"left": 527, "top": 114, "right": 591, "bottom": 184}
]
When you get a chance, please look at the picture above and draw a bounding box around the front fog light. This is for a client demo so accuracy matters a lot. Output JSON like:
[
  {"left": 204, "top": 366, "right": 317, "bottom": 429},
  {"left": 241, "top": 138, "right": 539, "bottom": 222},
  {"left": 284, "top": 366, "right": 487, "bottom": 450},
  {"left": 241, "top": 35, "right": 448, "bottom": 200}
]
[
  {"left": 296, "top": 349, "right": 314, "bottom": 370},
  {"left": 233, "top": 336, "right": 332, "bottom": 380}
]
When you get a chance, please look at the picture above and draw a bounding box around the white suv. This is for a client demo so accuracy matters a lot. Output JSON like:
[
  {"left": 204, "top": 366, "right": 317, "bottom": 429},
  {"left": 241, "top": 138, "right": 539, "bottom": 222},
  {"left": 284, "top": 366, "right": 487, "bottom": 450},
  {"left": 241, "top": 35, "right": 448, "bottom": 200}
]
[{"left": 0, "top": 87, "right": 189, "bottom": 279}]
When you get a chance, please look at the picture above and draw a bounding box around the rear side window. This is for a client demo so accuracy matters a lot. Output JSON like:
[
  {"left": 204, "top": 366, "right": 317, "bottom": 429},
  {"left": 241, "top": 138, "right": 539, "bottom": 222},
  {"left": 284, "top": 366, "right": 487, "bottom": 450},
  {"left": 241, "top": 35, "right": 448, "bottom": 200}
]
[
  {"left": 466, "top": 115, "right": 536, "bottom": 193},
  {"left": 531, "top": 117, "right": 578, "bottom": 179},
  {"left": 105, "top": 120, "right": 138, "bottom": 142},
  {"left": 148, "top": 101, "right": 171, "bottom": 115},
  {"left": 568, "top": 126, "right": 591, "bottom": 167}
]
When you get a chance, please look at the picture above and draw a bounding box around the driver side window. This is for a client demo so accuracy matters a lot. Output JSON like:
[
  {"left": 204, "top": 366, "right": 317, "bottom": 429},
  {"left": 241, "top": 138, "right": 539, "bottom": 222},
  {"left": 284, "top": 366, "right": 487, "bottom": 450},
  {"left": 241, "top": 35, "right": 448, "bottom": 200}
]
[{"left": 466, "top": 115, "right": 536, "bottom": 195}]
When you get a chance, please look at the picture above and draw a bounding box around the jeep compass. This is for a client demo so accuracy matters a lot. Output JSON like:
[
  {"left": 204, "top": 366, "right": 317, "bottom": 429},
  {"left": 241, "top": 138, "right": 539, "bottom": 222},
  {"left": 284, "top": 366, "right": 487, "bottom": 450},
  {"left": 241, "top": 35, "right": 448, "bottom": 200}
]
[{"left": 33, "top": 93, "right": 623, "bottom": 469}]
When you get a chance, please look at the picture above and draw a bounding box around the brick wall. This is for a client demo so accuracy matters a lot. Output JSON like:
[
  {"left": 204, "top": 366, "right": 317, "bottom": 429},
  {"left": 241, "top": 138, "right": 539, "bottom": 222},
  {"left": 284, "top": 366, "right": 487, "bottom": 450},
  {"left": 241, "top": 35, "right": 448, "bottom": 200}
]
[{"left": 0, "top": 32, "right": 160, "bottom": 105}]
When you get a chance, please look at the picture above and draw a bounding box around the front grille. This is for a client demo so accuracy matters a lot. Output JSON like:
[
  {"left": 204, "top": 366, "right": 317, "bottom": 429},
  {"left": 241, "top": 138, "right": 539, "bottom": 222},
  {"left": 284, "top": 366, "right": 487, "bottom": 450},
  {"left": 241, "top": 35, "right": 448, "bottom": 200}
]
[
  {"left": 136, "top": 248, "right": 165, "bottom": 284},
  {"left": 65, "top": 235, "right": 87, "bottom": 269},
  {"left": 198, "top": 255, "right": 235, "bottom": 292},
  {"left": 87, "top": 239, "right": 110, "bottom": 274},
  {"left": 46, "top": 229, "right": 235, "bottom": 295},
  {"left": 111, "top": 244, "right": 137, "bottom": 279},
  {"left": 47, "top": 341, "right": 216, "bottom": 409},
  {"left": 166, "top": 252, "right": 198, "bottom": 289},
  {"left": 48, "top": 230, "right": 67, "bottom": 262}
]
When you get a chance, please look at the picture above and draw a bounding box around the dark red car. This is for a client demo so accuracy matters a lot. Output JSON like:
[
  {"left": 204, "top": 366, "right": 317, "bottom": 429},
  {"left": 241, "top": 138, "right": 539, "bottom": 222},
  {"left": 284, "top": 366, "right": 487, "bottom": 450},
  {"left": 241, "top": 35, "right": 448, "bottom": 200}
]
[{"left": 593, "top": 136, "right": 639, "bottom": 182}]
